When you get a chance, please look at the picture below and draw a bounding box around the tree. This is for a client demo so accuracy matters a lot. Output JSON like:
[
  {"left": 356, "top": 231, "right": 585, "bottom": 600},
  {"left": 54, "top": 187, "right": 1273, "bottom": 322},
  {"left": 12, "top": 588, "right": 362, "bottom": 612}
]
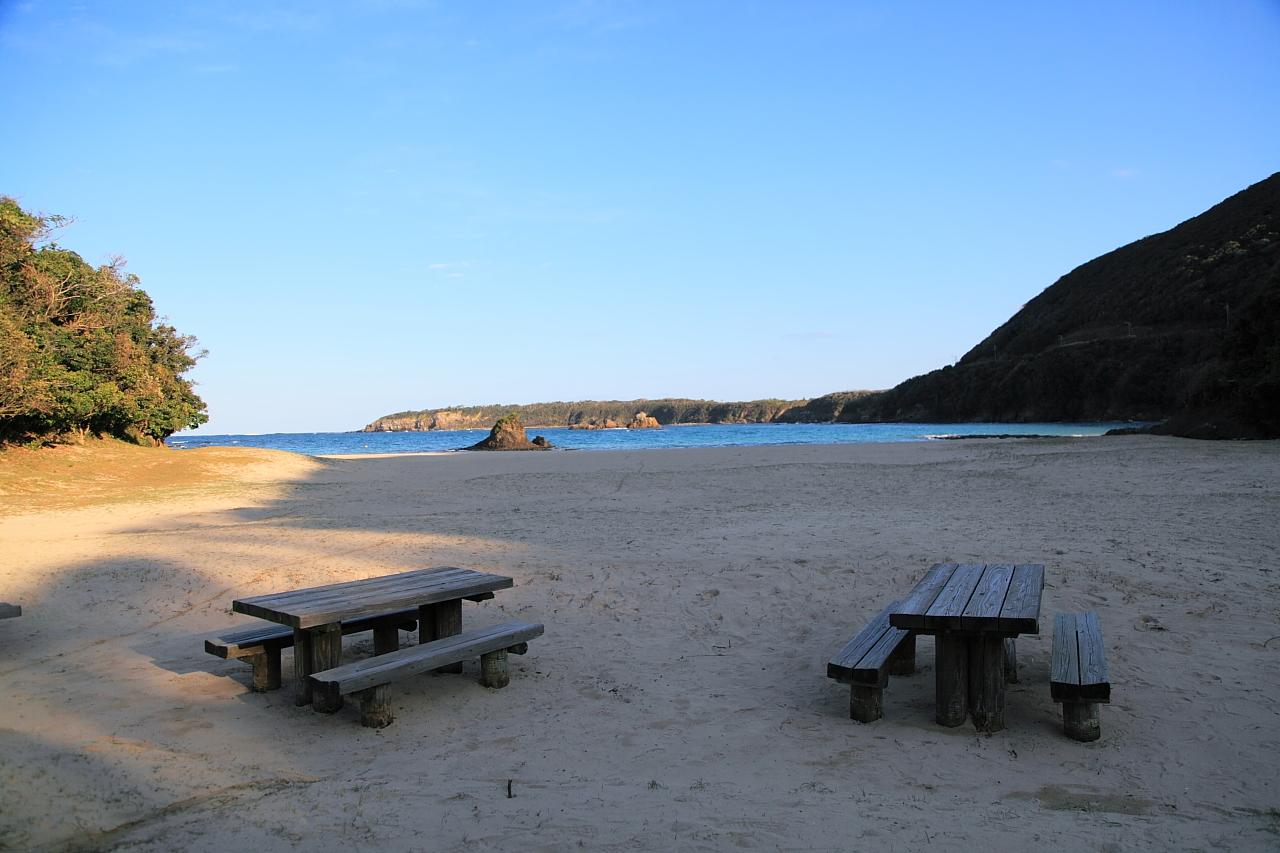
[{"left": 0, "top": 196, "right": 207, "bottom": 445}]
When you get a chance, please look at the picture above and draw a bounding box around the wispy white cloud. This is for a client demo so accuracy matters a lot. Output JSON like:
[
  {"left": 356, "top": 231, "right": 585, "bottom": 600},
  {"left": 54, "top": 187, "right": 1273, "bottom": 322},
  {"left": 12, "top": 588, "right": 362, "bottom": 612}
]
[{"left": 428, "top": 261, "right": 474, "bottom": 279}]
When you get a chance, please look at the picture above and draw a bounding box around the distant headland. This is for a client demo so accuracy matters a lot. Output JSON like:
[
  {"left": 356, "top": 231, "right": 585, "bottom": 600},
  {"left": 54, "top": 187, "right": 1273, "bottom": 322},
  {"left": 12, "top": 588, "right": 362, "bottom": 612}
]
[{"left": 364, "top": 172, "right": 1280, "bottom": 440}]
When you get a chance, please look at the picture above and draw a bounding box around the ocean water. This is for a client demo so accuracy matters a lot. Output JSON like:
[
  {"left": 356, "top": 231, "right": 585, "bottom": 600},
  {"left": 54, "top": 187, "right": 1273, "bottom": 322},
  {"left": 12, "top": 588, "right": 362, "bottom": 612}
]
[{"left": 167, "top": 422, "right": 1139, "bottom": 456}]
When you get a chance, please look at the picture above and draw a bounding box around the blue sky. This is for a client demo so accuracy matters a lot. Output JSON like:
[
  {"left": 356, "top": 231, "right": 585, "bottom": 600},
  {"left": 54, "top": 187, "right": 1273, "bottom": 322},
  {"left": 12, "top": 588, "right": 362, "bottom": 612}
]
[{"left": 2, "top": 1, "right": 1278, "bottom": 434}]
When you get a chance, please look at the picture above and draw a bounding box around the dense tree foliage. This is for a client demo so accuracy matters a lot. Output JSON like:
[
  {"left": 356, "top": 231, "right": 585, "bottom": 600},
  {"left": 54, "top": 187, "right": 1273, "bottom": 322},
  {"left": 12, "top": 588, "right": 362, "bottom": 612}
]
[
  {"left": 0, "top": 197, "right": 207, "bottom": 445},
  {"left": 364, "top": 398, "right": 806, "bottom": 431}
]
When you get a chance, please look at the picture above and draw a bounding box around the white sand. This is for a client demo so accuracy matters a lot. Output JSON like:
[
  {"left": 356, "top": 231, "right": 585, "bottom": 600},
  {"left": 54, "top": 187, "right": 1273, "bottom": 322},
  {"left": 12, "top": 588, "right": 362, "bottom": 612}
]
[{"left": 1, "top": 437, "right": 1278, "bottom": 851}]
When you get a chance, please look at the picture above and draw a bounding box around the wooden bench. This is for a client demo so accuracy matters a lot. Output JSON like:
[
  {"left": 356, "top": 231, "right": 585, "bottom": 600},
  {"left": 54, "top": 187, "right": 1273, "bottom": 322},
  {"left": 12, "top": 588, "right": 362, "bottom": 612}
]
[
  {"left": 308, "top": 620, "right": 544, "bottom": 727},
  {"left": 827, "top": 602, "right": 916, "bottom": 722},
  {"left": 1050, "top": 611, "right": 1111, "bottom": 741},
  {"left": 0, "top": 603, "right": 20, "bottom": 619},
  {"left": 205, "top": 609, "right": 419, "bottom": 692}
]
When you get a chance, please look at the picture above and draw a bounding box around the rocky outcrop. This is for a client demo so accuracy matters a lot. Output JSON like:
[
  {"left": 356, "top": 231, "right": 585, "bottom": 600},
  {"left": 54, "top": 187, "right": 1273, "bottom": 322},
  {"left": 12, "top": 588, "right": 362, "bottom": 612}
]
[
  {"left": 626, "top": 412, "right": 661, "bottom": 430},
  {"left": 465, "top": 414, "right": 554, "bottom": 451},
  {"left": 569, "top": 418, "right": 622, "bottom": 430}
]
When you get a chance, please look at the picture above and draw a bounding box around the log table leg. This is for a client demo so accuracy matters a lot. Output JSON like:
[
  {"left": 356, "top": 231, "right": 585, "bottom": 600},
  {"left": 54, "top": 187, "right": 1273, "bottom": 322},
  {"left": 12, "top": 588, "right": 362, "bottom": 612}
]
[
  {"left": 480, "top": 649, "right": 510, "bottom": 688},
  {"left": 293, "top": 628, "right": 313, "bottom": 706},
  {"left": 310, "top": 623, "right": 344, "bottom": 713},
  {"left": 432, "top": 599, "right": 464, "bottom": 674},
  {"left": 1063, "top": 702, "right": 1101, "bottom": 742},
  {"left": 969, "top": 635, "right": 1006, "bottom": 733},
  {"left": 250, "top": 648, "right": 282, "bottom": 692},
  {"left": 1003, "top": 638, "right": 1018, "bottom": 684},
  {"left": 935, "top": 633, "right": 968, "bottom": 727}
]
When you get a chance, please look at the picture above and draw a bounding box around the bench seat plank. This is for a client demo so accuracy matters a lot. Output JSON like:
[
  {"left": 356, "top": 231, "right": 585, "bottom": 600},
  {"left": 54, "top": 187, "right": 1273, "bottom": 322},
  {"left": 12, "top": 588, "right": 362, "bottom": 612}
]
[
  {"left": 310, "top": 620, "right": 544, "bottom": 696},
  {"left": 1050, "top": 612, "right": 1110, "bottom": 703},
  {"left": 827, "top": 604, "right": 894, "bottom": 683},
  {"left": 0, "top": 602, "right": 21, "bottom": 619}
]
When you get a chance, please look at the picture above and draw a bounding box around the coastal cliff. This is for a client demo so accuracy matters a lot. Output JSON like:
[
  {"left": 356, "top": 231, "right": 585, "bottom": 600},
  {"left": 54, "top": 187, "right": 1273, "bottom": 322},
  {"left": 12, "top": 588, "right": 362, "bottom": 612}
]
[
  {"left": 362, "top": 398, "right": 806, "bottom": 432},
  {"left": 780, "top": 173, "right": 1280, "bottom": 438}
]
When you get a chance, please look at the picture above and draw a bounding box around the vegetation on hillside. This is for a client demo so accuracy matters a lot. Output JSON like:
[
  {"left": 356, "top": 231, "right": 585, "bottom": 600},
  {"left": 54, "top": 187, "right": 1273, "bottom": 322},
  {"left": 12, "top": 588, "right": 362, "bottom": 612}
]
[
  {"left": 0, "top": 198, "right": 207, "bottom": 446},
  {"left": 779, "top": 173, "right": 1280, "bottom": 437},
  {"left": 364, "top": 398, "right": 808, "bottom": 431}
]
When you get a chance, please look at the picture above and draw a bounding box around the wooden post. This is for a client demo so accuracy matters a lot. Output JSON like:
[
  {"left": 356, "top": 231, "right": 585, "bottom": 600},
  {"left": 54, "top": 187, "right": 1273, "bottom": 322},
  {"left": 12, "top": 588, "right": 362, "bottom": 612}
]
[
  {"left": 1003, "top": 638, "right": 1018, "bottom": 683},
  {"left": 250, "top": 648, "right": 282, "bottom": 692},
  {"left": 293, "top": 628, "right": 313, "bottom": 706},
  {"left": 1063, "top": 702, "right": 1100, "bottom": 742},
  {"left": 969, "top": 635, "right": 1006, "bottom": 733},
  {"left": 358, "top": 685, "right": 394, "bottom": 728},
  {"left": 373, "top": 623, "right": 399, "bottom": 655},
  {"left": 434, "top": 599, "right": 463, "bottom": 674},
  {"left": 935, "top": 633, "right": 968, "bottom": 727},
  {"left": 480, "top": 649, "right": 510, "bottom": 688},
  {"left": 310, "top": 624, "right": 344, "bottom": 713},
  {"left": 849, "top": 684, "right": 883, "bottom": 723},
  {"left": 888, "top": 633, "right": 916, "bottom": 676},
  {"left": 417, "top": 603, "right": 437, "bottom": 643}
]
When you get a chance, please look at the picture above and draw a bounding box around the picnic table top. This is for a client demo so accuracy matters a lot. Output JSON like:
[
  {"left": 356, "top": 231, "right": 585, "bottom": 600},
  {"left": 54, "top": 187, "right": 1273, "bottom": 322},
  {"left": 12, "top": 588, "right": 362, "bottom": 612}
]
[
  {"left": 889, "top": 562, "right": 1044, "bottom": 635},
  {"left": 233, "top": 567, "right": 513, "bottom": 630}
]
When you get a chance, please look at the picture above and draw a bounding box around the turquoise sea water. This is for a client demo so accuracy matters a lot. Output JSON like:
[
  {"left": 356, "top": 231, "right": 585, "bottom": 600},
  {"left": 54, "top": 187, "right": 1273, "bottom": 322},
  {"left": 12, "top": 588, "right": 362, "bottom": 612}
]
[{"left": 167, "top": 422, "right": 1139, "bottom": 456}]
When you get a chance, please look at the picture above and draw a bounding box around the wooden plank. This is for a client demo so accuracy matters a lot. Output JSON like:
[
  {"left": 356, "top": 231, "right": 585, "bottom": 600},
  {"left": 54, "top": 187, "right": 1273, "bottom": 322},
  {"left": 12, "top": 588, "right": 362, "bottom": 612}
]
[
  {"left": 310, "top": 621, "right": 544, "bottom": 696},
  {"left": 997, "top": 563, "right": 1044, "bottom": 634},
  {"left": 922, "top": 563, "right": 985, "bottom": 630},
  {"left": 1049, "top": 612, "right": 1080, "bottom": 700},
  {"left": 960, "top": 564, "right": 1014, "bottom": 631},
  {"left": 1076, "top": 611, "right": 1111, "bottom": 702},
  {"left": 827, "top": 604, "right": 893, "bottom": 683},
  {"left": 852, "top": 624, "right": 912, "bottom": 685},
  {"left": 888, "top": 563, "right": 955, "bottom": 630},
  {"left": 310, "top": 624, "right": 344, "bottom": 713},
  {"left": 293, "top": 628, "right": 313, "bottom": 706},
  {"left": 206, "top": 608, "right": 417, "bottom": 659},
  {"left": 233, "top": 567, "right": 514, "bottom": 628},
  {"left": 0, "top": 603, "right": 21, "bottom": 619}
]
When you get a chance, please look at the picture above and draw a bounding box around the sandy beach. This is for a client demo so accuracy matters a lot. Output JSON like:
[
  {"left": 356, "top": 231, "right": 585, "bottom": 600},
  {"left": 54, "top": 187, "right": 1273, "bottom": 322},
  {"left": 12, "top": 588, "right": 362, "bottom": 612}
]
[{"left": 1, "top": 436, "right": 1278, "bottom": 851}]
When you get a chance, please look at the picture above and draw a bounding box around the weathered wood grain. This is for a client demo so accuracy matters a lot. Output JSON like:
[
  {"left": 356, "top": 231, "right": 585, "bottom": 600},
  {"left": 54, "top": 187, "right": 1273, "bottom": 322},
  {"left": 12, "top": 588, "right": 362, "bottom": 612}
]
[
  {"left": 923, "top": 563, "right": 985, "bottom": 630},
  {"left": 480, "top": 649, "right": 509, "bottom": 688},
  {"left": 433, "top": 599, "right": 464, "bottom": 674},
  {"left": 850, "top": 684, "right": 883, "bottom": 723},
  {"left": 959, "top": 564, "right": 1014, "bottom": 631},
  {"left": 1003, "top": 638, "right": 1018, "bottom": 684},
  {"left": 888, "top": 563, "right": 955, "bottom": 630},
  {"left": 1050, "top": 612, "right": 1079, "bottom": 689},
  {"left": 206, "top": 609, "right": 417, "bottom": 660},
  {"left": 310, "top": 624, "right": 344, "bottom": 713},
  {"left": 826, "top": 602, "right": 911, "bottom": 686},
  {"left": 888, "top": 633, "right": 916, "bottom": 677},
  {"left": 309, "top": 621, "right": 544, "bottom": 696},
  {"left": 249, "top": 649, "right": 282, "bottom": 692},
  {"left": 233, "top": 567, "right": 514, "bottom": 629},
  {"left": 968, "top": 635, "right": 1006, "bottom": 732},
  {"left": 358, "top": 685, "right": 394, "bottom": 728},
  {"left": 1062, "top": 701, "right": 1100, "bottom": 742},
  {"left": 1051, "top": 611, "right": 1111, "bottom": 703},
  {"left": 997, "top": 564, "right": 1044, "bottom": 633},
  {"left": 293, "top": 628, "right": 313, "bottom": 706}
]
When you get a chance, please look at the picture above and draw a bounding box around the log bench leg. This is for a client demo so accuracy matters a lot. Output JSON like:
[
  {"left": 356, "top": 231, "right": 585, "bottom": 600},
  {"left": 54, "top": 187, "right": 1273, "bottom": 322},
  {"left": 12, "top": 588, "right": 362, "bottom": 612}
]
[
  {"left": 358, "top": 685, "right": 394, "bottom": 728},
  {"left": 310, "top": 624, "right": 344, "bottom": 714},
  {"left": 888, "top": 633, "right": 916, "bottom": 676},
  {"left": 969, "top": 635, "right": 1006, "bottom": 733},
  {"left": 850, "top": 683, "right": 883, "bottom": 723},
  {"left": 935, "top": 633, "right": 968, "bottom": 727},
  {"left": 480, "top": 649, "right": 509, "bottom": 688},
  {"left": 1003, "top": 638, "right": 1018, "bottom": 684},
  {"left": 249, "top": 648, "right": 282, "bottom": 692},
  {"left": 1063, "top": 701, "right": 1101, "bottom": 742}
]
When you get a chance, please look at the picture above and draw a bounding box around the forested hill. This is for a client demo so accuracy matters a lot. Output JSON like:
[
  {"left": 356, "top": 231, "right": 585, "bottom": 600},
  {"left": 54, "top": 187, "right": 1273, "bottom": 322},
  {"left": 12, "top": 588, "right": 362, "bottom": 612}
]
[
  {"left": 780, "top": 172, "right": 1280, "bottom": 438},
  {"left": 363, "top": 398, "right": 810, "bottom": 431}
]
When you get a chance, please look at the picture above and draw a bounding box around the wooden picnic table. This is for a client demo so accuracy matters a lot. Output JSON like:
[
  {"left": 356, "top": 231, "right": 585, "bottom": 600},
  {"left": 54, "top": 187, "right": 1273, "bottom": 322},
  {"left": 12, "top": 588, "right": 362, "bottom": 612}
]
[
  {"left": 889, "top": 562, "right": 1044, "bottom": 732},
  {"left": 233, "top": 567, "right": 513, "bottom": 710}
]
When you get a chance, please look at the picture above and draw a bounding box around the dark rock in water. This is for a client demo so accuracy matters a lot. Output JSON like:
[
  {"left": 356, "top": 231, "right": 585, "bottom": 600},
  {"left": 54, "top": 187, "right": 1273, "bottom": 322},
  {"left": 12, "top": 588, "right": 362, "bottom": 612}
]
[
  {"left": 466, "top": 414, "right": 554, "bottom": 451},
  {"left": 570, "top": 418, "right": 621, "bottom": 430},
  {"left": 1104, "top": 426, "right": 1149, "bottom": 436},
  {"left": 626, "top": 411, "right": 661, "bottom": 429}
]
